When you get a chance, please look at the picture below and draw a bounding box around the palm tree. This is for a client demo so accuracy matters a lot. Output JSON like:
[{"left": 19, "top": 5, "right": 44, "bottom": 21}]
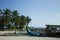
[
  {"left": 0, "top": 9, "right": 4, "bottom": 30},
  {"left": 0, "top": 9, "right": 2, "bottom": 16},
  {"left": 26, "top": 16, "right": 31, "bottom": 31},
  {"left": 0, "top": 9, "right": 32, "bottom": 32},
  {"left": 3, "top": 9, "right": 11, "bottom": 30},
  {"left": 19, "top": 15, "right": 27, "bottom": 30},
  {"left": 12, "top": 10, "right": 20, "bottom": 34}
]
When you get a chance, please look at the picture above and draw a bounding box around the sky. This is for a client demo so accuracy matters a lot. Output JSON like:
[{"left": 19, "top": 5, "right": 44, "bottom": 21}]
[{"left": 0, "top": 0, "right": 60, "bottom": 28}]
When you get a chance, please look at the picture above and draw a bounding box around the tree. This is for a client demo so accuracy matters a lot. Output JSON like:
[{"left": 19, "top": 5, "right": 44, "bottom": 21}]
[
  {"left": 19, "top": 15, "right": 26, "bottom": 30},
  {"left": 26, "top": 16, "right": 31, "bottom": 29},
  {"left": 3, "top": 9, "right": 11, "bottom": 30},
  {"left": 0, "top": 9, "right": 31, "bottom": 32},
  {"left": 12, "top": 10, "right": 20, "bottom": 34}
]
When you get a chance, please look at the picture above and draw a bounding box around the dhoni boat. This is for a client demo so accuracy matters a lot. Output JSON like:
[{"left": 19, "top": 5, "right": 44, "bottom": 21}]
[{"left": 26, "top": 27, "right": 45, "bottom": 36}]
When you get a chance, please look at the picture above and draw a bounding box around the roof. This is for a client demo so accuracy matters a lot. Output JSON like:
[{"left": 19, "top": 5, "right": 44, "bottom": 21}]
[{"left": 46, "top": 25, "right": 60, "bottom": 27}]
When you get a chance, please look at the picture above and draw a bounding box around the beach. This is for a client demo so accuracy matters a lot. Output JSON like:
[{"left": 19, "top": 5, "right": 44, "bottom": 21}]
[
  {"left": 0, "top": 31, "right": 60, "bottom": 40},
  {"left": 0, "top": 36, "right": 60, "bottom": 40}
]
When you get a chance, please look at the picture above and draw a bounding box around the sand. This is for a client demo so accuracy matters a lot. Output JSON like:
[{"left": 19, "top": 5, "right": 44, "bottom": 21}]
[
  {"left": 0, "top": 36, "right": 60, "bottom": 40},
  {"left": 0, "top": 31, "right": 60, "bottom": 40}
]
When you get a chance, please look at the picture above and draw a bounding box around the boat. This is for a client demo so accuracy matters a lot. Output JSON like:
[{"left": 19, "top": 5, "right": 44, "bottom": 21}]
[{"left": 26, "top": 27, "right": 45, "bottom": 36}]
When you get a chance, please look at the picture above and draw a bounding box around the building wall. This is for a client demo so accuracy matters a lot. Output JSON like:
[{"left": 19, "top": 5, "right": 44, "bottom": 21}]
[{"left": 45, "top": 25, "right": 60, "bottom": 36}]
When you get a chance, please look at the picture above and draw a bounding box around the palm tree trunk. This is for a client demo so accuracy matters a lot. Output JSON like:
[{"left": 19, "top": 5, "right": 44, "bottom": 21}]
[{"left": 15, "top": 23, "right": 17, "bottom": 34}]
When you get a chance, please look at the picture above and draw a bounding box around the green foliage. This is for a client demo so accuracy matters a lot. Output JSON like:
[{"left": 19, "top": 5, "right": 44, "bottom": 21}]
[{"left": 0, "top": 9, "right": 31, "bottom": 31}]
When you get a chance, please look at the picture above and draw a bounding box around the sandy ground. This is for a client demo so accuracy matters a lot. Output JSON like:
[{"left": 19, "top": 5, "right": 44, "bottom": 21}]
[
  {"left": 0, "top": 31, "right": 60, "bottom": 40},
  {"left": 0, "top": 36, "right": 60, "bottom": 40}
]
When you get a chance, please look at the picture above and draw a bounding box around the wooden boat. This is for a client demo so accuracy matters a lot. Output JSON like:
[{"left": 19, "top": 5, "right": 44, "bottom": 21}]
[{"left": 26, "top": 27, "right": 45, "bottom": 36}]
